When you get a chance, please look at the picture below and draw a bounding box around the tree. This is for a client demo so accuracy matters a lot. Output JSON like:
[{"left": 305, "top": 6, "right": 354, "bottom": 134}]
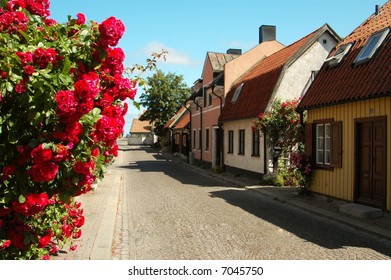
[{"left": 139, "top": 70, "right": 190, "bottom": 137}]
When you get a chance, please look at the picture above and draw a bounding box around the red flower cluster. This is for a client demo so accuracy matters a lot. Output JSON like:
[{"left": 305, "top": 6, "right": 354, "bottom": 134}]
[
  {"left": 33, "top": 47, "right": 57, "bottom": 69},
  {"left": 55, "top": 71, "right": 100, "bottom": 123},
  {"left": 98, "top": 16, "right": 125, "bottom": 47},
  {"left": 12, "top": 192, "right": 49, "bottom": 216},
  {"left": 27, "top": 144, "right": 59, "bottom": 182},
  {"left": 0, "top": 11, "right": 28, "bottom": 33},
  {"left": 7, "top": 0, "right": 50, "bottom": 17}
]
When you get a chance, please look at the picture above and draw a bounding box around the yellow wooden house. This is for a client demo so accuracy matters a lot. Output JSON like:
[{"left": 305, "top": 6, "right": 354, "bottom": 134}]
[{"left": 298, "top": 1, "right": 391, "bottom": 210}]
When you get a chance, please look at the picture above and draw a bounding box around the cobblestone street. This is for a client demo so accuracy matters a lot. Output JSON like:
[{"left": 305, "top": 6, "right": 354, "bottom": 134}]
[{"left": 110, "top": 142, "right": 391, "bottom": 260}]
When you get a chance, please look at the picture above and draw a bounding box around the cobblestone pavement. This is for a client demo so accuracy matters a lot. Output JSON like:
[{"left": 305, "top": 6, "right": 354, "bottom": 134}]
[{"left": 111, "top": 143, "right": 391, "bottom": 260}]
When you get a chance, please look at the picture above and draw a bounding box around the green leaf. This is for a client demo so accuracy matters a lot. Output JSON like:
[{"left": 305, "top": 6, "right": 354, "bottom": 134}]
[
  {"left": 59, "top": 73, "right": 73, "bottom": 86},
  {"left": 61, "top": 56, "right": 71, "bottom": 75},
  {"left": 18, "top": 195, "right": 26, "bottom": 204}
]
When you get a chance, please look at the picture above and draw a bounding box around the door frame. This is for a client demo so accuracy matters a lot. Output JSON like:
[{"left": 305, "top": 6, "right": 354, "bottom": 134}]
[{"left": 354, "top": 116, "right": 387, "bottom": 208}]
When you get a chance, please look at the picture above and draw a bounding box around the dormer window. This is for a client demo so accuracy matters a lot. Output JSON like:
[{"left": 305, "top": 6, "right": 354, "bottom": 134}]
[
  {"left": 325, "top": 42, "right": 353, "bottom": 67},
  {"left": 354, "top": 27, "right": 390, "bottom": 65},
  {"left": 231, "top": 83, "right": 244, "bottom": 103}
]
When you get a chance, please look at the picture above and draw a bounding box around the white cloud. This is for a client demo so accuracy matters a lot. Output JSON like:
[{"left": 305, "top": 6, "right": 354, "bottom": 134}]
[{"left": 144, "top": 42, "right": 196, "bottom": 66}]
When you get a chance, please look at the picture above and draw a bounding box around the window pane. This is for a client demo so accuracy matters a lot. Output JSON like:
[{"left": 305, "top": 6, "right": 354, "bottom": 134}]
[
  {"left": 317, "top": 125, "right": 324, "bottom": 137},
  {"left": 325, "top": 150, "right": 331, "bottom": 165},
  {"left": 360, "top": 33, "right": 381, "bottom": 59},
  {"left": 317, "top": 151, "right": 324, "bottom": 164}
]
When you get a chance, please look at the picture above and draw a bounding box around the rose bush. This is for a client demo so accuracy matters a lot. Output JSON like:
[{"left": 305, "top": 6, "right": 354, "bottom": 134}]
[
  {"left": 255, "top": 99, "right": 312, "bottom": 189},
  {"left": 0, "top": 0, "right": 137, "bottom": 259}
]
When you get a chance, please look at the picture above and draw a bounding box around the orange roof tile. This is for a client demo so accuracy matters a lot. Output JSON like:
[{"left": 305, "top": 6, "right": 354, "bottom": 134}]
[
  {"left": 164, "top": 106, "right": 188, "bottom": 129},
  {"left": 220, "top": 25, "right": 332, "bottom": 121},
  {"left": 298, "top": 1, "right": 391, "bottom": 110},
  {"left": 130, "top": 118, "right": 152, "bottom": 133},
  {"left": 173, "top": 111, "right": 190, "bottom": 130}
]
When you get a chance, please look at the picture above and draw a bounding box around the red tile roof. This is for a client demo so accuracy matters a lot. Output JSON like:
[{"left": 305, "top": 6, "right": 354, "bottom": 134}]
[
  {"left": 173, "top": 111, "right": 190, "bottom": 130},
  {"left": 220, "top": 24, "right": 334, "bottom": 121},
  {"left": 130, "top": 118, "right": 152, "bottom": 133},
  {"left": 164, "top": 106, "right": 189, "bottom": 129},
  {"left": 298, "top": 1, "right": 391, "bottom": 110}
]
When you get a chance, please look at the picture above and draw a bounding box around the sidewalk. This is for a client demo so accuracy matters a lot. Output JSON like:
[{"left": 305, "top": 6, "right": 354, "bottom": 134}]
[
  {"left": 167, "top": 153, "right": 391, "bottom": 241},
  {"left": 56, "top": 145, "right": 391, "bottom": 259}
]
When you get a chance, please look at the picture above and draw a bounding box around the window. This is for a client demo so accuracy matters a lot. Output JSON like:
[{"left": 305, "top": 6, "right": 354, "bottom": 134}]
[
  {"left": 354, "top": 27, "right": 390, "bottom": 65},
  {"left": 238, "top": 129, "right": 245, "bottom": 155},
  {"left": 205, "top": 128, "right": 209, "bottom": 151},
  {"left": 198, "top": 129, "right": 202, "bottom": 150},
  {"left": 252, "top": 130, "right": 260, "bottom": 156},
  {"left": 203, "top": 90, "right": 207, "bottom": 108},
  {"left": 228, "top": 130, "right": 234, "bottom": 154},
  {"left": 316, "top": 123, "right": 331, "bottom": 165},
  {"left": 326, "top": 42, "right": 353, "bottom": 68},
  {"left": 208, "top": 93, "right": 212, "bottom": 106},
  {"left": 305, "top": 120, "right": 342, "bottom": 168},
  {"left": 193, "top": 130, "right": 196, "bottom": 149},
  {"left": 231, "top": 83, "right": 244, "bottom": 103}
]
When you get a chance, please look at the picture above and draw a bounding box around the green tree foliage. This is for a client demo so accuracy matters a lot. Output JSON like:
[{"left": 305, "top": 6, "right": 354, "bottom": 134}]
[{"left": 139, "top": 70, "right": 190, "bottom": 136}]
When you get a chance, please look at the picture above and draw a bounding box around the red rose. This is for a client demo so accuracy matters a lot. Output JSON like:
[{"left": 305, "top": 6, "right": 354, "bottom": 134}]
[
  {"left": 25, "top": 0, "right": 50, "bottom": 17},
  {"left": 98, "top": 16, "right": 125, "bottom": 47},
  {"left": 91, "top": 147, "right": 99, "bottom": 157},
  {"left": 28, "top": 162, "right": 58, "bottom": 182},
  {"left": 31, "top": 144, "right": 53, "bottom": 164},
  {"left": 33, "top": 47, "right": 57, "bottom": 69},
  {"left": 7, "top": 230, "right": 26, "bottom": 249},
  {"left": 72, "top": 160, "right": 94, "bottom": 176},
  {"left": 12, "top": 192, "right": 49, "bottom": 216},
  {"left": 109, "top": 144, "right": 118, "bottom": 157},
  {"left": 101, "top": 47, "right": 125, "bottom": 75},
  {"left": 1, "top": 239, "right": 11, "bottom": 249},
  {"left": 76, "top": 13, "right": 86, "bottom": 25},
  {"left": 38, "top": 233, "right": 51, "bottom": 248},
  {"left": 94, "top": 116, "right": 122, "bottom": 145},
  {"left": 0, "top": 11, "right": 28, "bottom": 33}
]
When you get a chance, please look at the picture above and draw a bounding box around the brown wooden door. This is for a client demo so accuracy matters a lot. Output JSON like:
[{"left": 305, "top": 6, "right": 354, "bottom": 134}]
[{"left": 355, "top": 117, "right": 387, "bottom": 208}]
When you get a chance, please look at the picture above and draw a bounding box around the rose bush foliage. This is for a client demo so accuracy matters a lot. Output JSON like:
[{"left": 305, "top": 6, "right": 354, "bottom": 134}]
[
  {"left": 255, "top": 99, "right": 312, "bottom": 189},
  {"left": 0, "top": 0, "right": 137, "bottom": 259}
]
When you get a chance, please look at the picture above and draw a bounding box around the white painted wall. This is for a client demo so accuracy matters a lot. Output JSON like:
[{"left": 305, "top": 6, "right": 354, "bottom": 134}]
[
  {"left": 223, "top": 119, "right": 265, "bottom": 174},
  {"left": 268, "top": 33, "right": 337, "bottom": 107},
  {"left": 223, "top": 32, "right": 339, "bottom": 175}
]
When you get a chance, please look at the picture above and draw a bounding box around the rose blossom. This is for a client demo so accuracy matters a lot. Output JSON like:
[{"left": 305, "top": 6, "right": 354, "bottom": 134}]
[
  {"left": 98, "top": 16, "right": 125, "bottom": 47},
  {"left": 12, "top": 192, "right": 49, "bottom": 216}
]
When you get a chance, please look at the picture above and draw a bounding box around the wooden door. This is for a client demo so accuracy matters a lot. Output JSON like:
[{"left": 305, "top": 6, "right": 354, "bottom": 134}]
[{"left": 355, "top": 117, "right": 387, "bottom": 208}]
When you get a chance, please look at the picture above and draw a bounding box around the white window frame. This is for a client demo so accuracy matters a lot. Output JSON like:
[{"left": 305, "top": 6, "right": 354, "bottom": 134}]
[
  {"left": 353, "top": 27, "right": 390, "bottom": 65},
  {"left": 316, "top": 123, "right": 331, "bottom": 165},
  {"left": 232, "top": 83, "right": 244, "bottom": 103}
]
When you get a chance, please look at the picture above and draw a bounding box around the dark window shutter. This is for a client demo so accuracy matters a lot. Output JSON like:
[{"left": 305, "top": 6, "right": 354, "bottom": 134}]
[
  {"left": 304, "top": 123, "right": 313, "bottom": 163},
  {"left": 330, "top": 121, "right": 342, "bottom": 168}
]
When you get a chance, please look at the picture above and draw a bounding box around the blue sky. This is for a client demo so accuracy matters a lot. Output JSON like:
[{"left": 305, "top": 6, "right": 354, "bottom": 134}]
[{"left": 49, "top": 0, "right": 387, "bottom": 134}]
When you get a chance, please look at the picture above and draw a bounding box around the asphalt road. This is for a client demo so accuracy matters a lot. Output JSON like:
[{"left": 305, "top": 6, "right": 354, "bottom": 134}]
[{"left": 112, "top": 143, "right": 391, "bottom": 260}]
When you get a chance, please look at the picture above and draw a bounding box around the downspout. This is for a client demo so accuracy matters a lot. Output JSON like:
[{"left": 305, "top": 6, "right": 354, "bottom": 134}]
[
  {"left": 211, "top": 84, "right": 223, "bottom": 168},
  {"left": 184, "top": 99, "right": 192, "bottom": 162},
  {"left": 194, "top": 97, "right": 203, "bottom": 161}
]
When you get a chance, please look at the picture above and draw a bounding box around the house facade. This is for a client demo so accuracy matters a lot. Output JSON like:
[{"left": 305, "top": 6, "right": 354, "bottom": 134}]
[
  {"left": 163, "top": 106, "right": 190, "bottom": 158},
  {"left": 298, "top": 2, "right": 391, "bottom": 210},
  {"left": 128, "top": 114, "right": 156, "bottom": 145},
  {"left": 189, "top": 51, "right": 240, "bottom": 167},
  {"left": 188, "top": 26, "right": 285, "bottom": 169},
  {"left": 220, "top": 24, "right": 340, "bottom": 179}
]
